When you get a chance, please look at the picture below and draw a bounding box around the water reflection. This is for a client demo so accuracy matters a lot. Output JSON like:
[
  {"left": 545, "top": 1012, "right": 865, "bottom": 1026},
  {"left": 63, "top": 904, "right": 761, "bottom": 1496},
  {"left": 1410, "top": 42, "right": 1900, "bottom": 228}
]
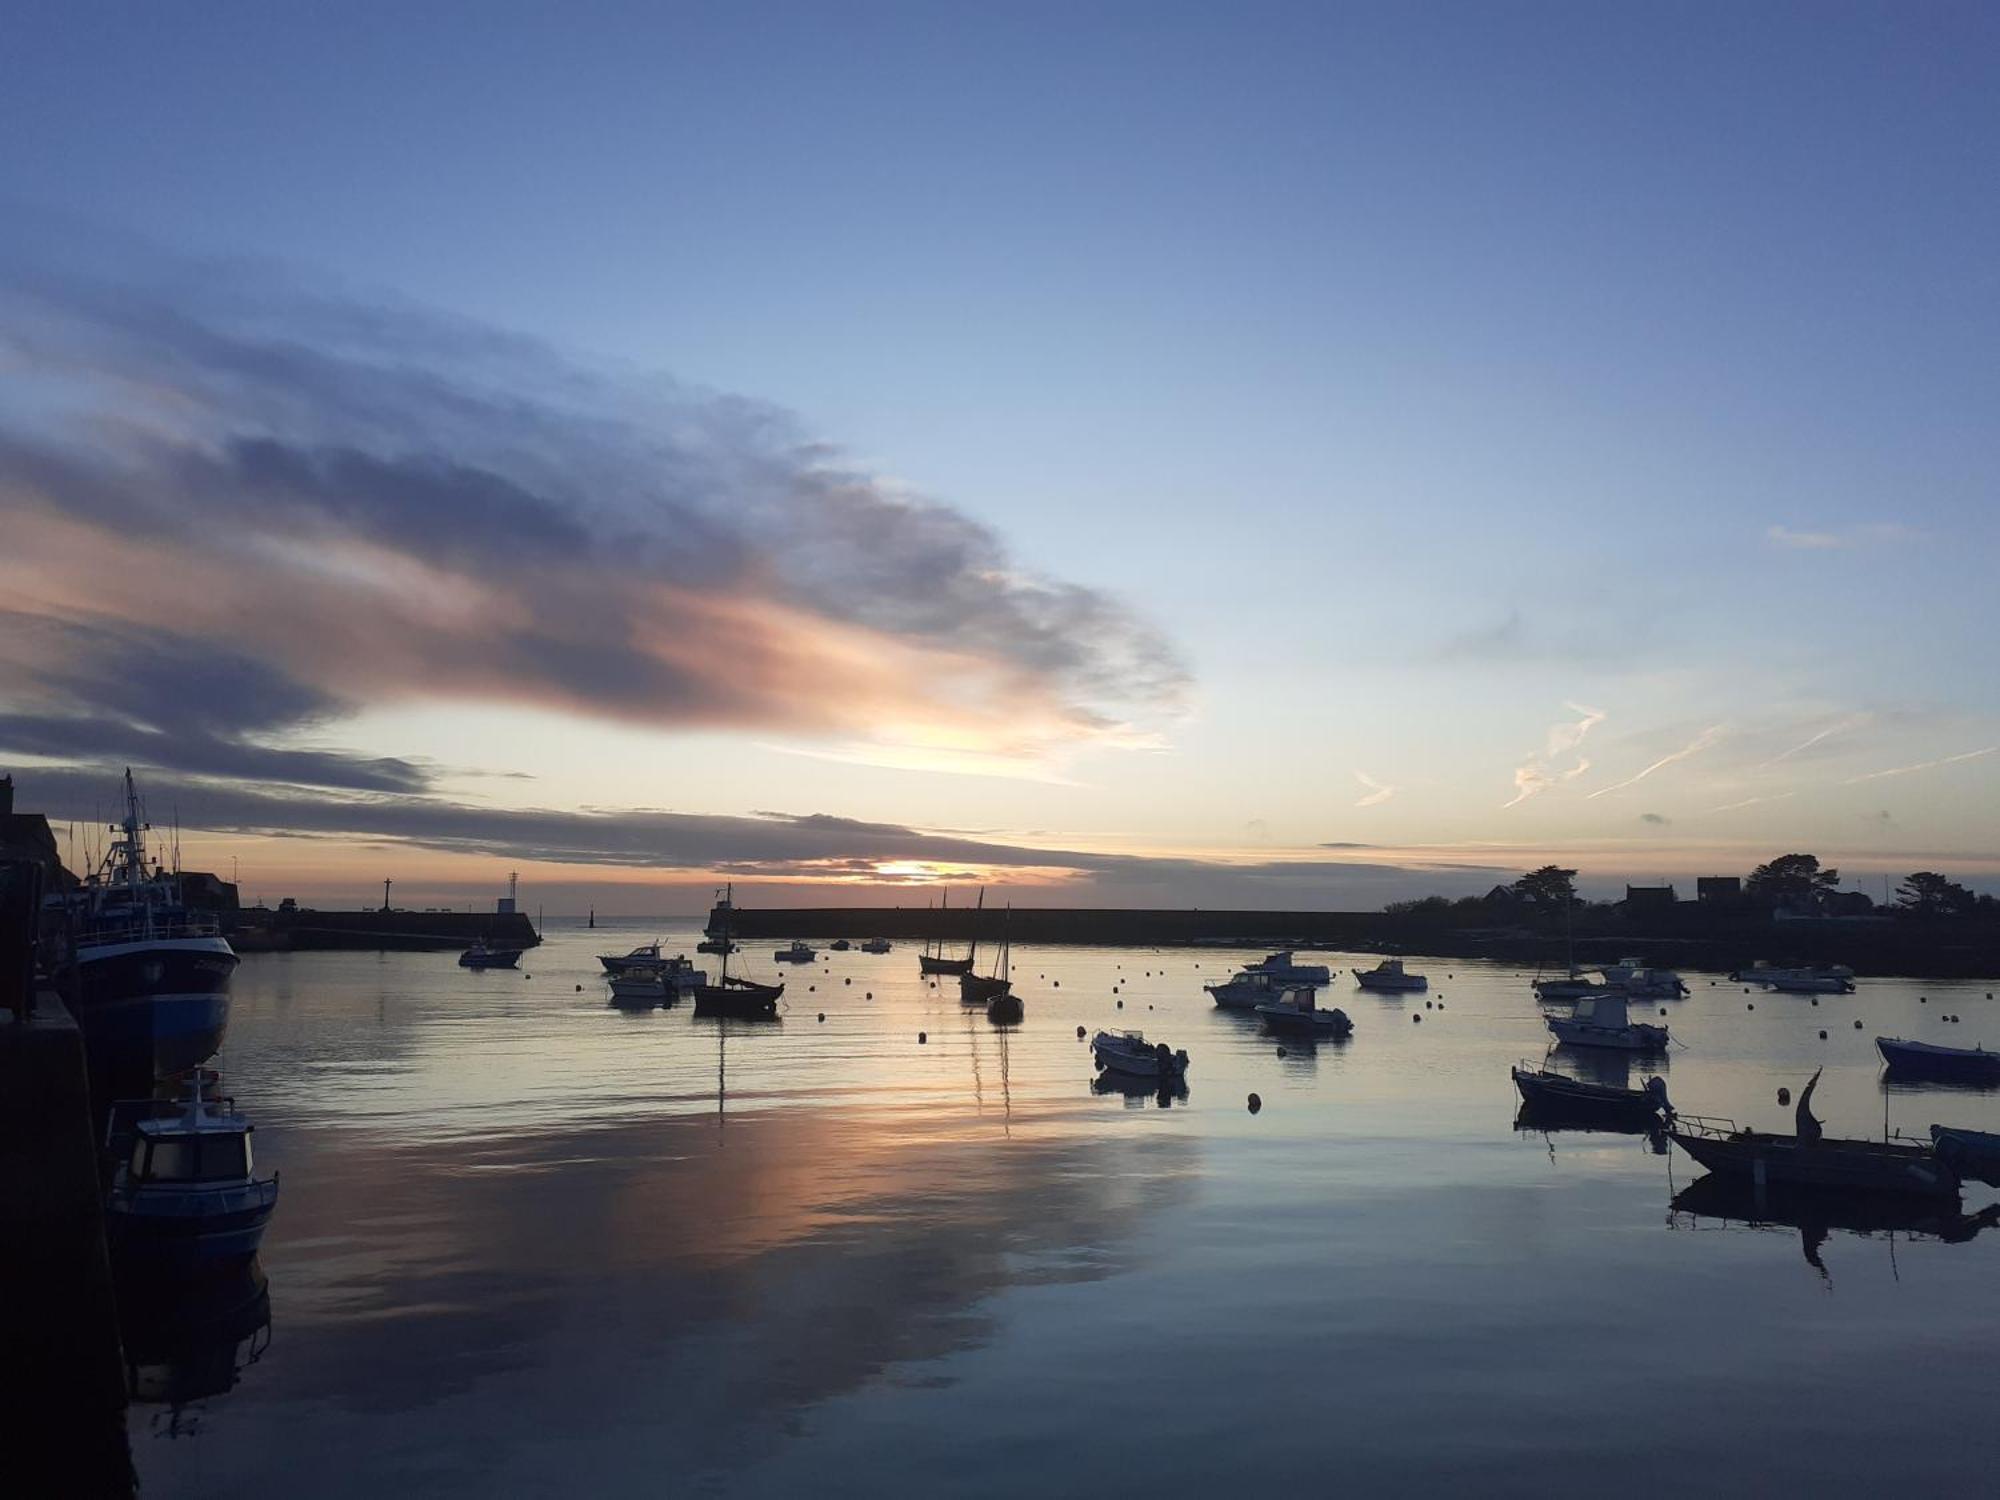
[
  {"left": 1670, "top": 1175, "right": 2000, "bottom": 1282},
  {"left": 117, "top": 1261, "right": 273, "bottom": 1440},
  {"left": 1091, "top": 1072, "right": 1189, "bottom": 1108},
  {"left": 1513, "top": 1103, "right": 1669, "bottom": 1152}
]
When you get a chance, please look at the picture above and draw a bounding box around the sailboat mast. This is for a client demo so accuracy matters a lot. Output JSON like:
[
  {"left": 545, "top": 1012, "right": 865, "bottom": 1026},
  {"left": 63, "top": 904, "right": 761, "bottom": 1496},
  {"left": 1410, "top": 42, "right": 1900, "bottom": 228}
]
[{"left": 967, "top": 886, "right": 985, "bottom": 968}]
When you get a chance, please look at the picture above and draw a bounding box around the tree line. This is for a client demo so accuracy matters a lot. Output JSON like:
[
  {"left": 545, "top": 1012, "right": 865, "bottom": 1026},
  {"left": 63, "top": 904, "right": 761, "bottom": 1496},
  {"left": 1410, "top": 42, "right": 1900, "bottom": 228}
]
[{"left": 1386, "top": 855, "right": 1992, "bottom": 922}]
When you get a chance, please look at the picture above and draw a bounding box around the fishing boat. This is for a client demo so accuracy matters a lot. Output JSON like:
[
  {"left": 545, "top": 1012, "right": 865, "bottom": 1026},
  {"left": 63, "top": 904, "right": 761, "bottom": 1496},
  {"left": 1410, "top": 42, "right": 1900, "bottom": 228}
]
[
  {"left": 104, "top": 1071, "right": 279, "bottom": 1269},
  {"left": 1091, "top": 1030, "right": 1189, "bottom": 1081},
  {"left": 1929, "top": 1126, "right": 2000, "bottom": 1187},
  {"left": 695, "top": 936, "right": 737, "bottom": 955},
  {"left": 1206, "top": 969, "right": 1305, "bottom": 1010},
  {"left": 43, "top": 769, "right": 240, "bottom": 1077},
  {"left": 458, "top": 938, "right": 523, "bottom": 969},
  {"left": 1668, "top": 1070, "right": 1958, "bottom": 1199},
  {"left": 773, "top": 940, "right": 816, "bottom": 964},
  {"left": 918, "top": 888, "right": 975, "bottom": 975},
  {"left": 1511, "top": 1061, "right": 1671, "bottom": 1125},
  {"left": 606, "top": 967, "right": 668, "bottom": 1004},
  {"left": 1730, "top": 961, "right": 1856, "bottom": 994},
  {"left": 829, "top": 939, "right": 851, "bottom": 951},
  {"left": 861, "top": 937, "right": 892, "bottom": 954},
  {"left": 1353, "top": 958, "right": 1427, "bottom": 993},
  {"left": 1243, "top": 951, "right": 1332, "bottom": 987},
  {"left": 1876, "top": 1036, "right": 2000, "bottom": 1084},
  {"left": 692, "top": 888, "right": 782, "bottom": 1019},
  {"left": 960, "top": 904, "right": 1014, "bottom": 1006},
  {"left": 1545, "top": 991, "right": 1668, "bottom": 1052},
  {"left": 1255, "top": 993, "right": 1353, "bottom": 1037}
]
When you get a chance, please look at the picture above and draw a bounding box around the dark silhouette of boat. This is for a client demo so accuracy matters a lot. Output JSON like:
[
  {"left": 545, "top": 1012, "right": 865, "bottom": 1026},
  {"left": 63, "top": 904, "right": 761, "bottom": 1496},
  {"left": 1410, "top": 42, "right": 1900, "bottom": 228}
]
[
  {"left": 458, "top": 938, "right": 522, "bottom": 969},
  {"left": 1876, "top": 1036, "right": 2000, "bottom": 1085},
  {"left": 918, "top": 887, "right": 975, "bottom": 975},
  {"left": 1668, "top": 1070, "right": 1959, "bottom": 1199},
  {"left": 1511, "top": 1060, "right": 1671, "bottom": 1128},
  {"left": 691, "top": 885, "right": 781, "bottom": 1019},
  {"left": 959, "top": 900, "right": 1013, "bottom": 1006},
  {"left": 1930, "top": 1126, "right": 2000, "bottom": 1187}
]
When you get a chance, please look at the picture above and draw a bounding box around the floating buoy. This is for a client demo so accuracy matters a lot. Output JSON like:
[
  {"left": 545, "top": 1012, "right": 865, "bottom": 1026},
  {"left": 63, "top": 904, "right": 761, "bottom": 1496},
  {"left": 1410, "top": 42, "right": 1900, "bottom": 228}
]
[
  {"left": 817, "top": 1013, "right": 825, "bottom": 1022},
  {"left": 1660, "top": 1008, "right": 1668, "bottom": 1016},
  {"left": 1412, "top": 1013, "right": 1422, "bottom": 1024},
  {"left": 524, "top": 974, "right": 531, "bottom": 980},
  {"left": 1811, "top": 997, "right": 1818, "bottom": 1006},
  {"left": 1743, "top": 988, "right": 1750, "bottom": 994},
  {"left": 1920, "top": 997, "right": 1926, "bottom": 1004},
  {"left": 1247, "top": 1093, "right": 1262, "bottom": 1114},
  {"left": 1778, "top": 1087, "right": 1791, "bottom": 1105},
  {"left": 1747, "top": 1002, "right": 1755, "bottom": 1011},
  {"left": 1116, "top": 999, "right": 1124, "bottom": 1009},
  {"left": 1424, "top": 1000, "right": 1433, "bottom": 1010},
  {"left": 1437, "top": 1001, "right": 1445, "bottom": 1010},
  {"left": 1275, "top": 1045, "right": 1287, "bottom": 1059},
  {"left": 575, "top": 984, "right": 582, "bottom": 992},
  {"left": 809, "top": 985, "right": 815, "bottom": 992},
  {"left": 844, "top": 977, "right": 851, "bottom": 985},
  {"left": 1054, "top": 981, "right": 1060, "bottom": 988},
  {"left": 1854, "top": 1020, "right": 1863, "bottom": 1030},
  {"left": 865, "top": 992, "right": 872, "bottom": 1000},
  {"left": 1148, "top": 1004, "right": 1154, "bottom": 1010},
  {"left": 1818, "top": 1030, "right": 1827, "bottom": 1040},
  {"left": 1076, "top": 1025, "right": 1086, "bottom": 1039},
  {"left": 918, "top": 1031, "right": 927, "bottom": 1044}
]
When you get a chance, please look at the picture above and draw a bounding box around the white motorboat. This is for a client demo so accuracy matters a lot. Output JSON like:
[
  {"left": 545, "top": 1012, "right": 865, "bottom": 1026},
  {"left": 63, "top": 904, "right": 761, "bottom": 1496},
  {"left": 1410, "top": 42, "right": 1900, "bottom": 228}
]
[
  {"left": 1255, "top": 993, "right": 1353, "bottom": 1037},
  {"left": 1546, "top": 992, "right": 1669, "bottom": 1053},
  {"left": 773, "top": 941, "right": 816, "bottom": 964},
  {"left": 1205, "top": 970, "right": 1305, "bottom": 1010},
  {"left": 607, "top": 968, "right": 669, "bottom": 1003},
  {"left": 1731, "top": 961, "right": 1855, "bottom": 994},
  {"left": 1092, "top": 1030, "right": 1189, "bottom": 1081},
  {"left": 1616, "top": 967, "right": 1689, "bottom": 999},
  {"left": 1243, "top": 951, "right": 1332, "bottom": 987},
  {"left": 105, "top": 1070, "right": 278, "bottom": 1269},
  {"left": 1354, "top": 959, "right": 1427, "bottom": 993},
  {"left": 598, "top": 941, "right": 669, "bottom": 974}
]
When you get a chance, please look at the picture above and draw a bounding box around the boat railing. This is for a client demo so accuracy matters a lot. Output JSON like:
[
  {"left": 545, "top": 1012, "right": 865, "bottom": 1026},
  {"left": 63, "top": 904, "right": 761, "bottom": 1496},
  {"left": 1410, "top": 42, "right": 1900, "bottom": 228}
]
[
  {"left": 63, "top": 914, "right": 226, "bottom": 947},
  {"left": 112, "top": 1172, "right": 280, "bottom": 1217},
  {"left": 1671, "top": 1113, "right": 1746, "bottom": 1140}
]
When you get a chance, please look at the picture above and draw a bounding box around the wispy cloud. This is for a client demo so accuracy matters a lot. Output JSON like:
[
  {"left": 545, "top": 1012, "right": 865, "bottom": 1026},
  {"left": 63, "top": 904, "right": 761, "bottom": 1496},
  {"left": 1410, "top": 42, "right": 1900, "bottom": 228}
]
[
  {"left": 1502, "top": 702, "right": 1605, "bottom": 808},
  {"left": 1586, "top": 725, "right": 1725, "bottom": 799},
  {"left": 1756, "top": 713, "right": 1872, "bottom": 769},
  {"left": 1639, "top": 812, "right": 1669, "bottom": 825},
  {"left": 1353, "top": 770, "right": 1398, "bottom": 808},
  {"left": 1710, "top": 791, "right": 1796, "bottom": 814},
  {"left": 1766, "top": 523, "right": 1918, "bottom": 551},
  {"left": 1841, "top": 745, "right": 1998, "bottom": 785},
  {"left": 0, "top": 231, "right": 1188, "bottom": 791}
]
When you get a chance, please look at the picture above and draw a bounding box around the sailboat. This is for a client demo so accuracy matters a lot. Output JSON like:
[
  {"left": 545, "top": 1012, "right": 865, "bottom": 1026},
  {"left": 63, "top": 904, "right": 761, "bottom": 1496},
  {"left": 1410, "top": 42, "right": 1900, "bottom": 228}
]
[
  {"left": 960, "top": 900, "right": 1014, "bottom": 1008},
  {"left": 918, "top": 887, "right": 975, "bottom": 975},
  {"left": 692, "top": 884, "right": 782, "bottom": 1019}
]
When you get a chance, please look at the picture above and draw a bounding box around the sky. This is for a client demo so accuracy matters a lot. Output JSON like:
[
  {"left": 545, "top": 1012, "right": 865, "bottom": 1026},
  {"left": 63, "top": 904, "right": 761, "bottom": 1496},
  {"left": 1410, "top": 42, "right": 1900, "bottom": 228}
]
[{"left": 2, "top": 2, "right": 1997, "bottom": 912}]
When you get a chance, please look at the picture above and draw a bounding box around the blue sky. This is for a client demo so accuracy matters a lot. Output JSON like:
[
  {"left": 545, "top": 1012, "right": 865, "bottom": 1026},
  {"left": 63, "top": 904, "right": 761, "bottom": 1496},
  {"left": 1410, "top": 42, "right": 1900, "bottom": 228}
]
[{"left": 2, "top": 4, "right": 1996, "bottom": 908}]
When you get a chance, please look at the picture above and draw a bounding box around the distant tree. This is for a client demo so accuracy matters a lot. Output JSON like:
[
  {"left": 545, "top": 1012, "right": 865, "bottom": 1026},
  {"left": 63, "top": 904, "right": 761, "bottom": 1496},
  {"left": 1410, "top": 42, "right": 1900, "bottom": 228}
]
[
  {"left": 1385, "top": 895, "right": 1452, "bottom": 918},
  {"left": 1745, "top": 853, "right": 1839, "bottom": 912},
  {"left": 1896, "top": 871, "right": 1975, "bottom": 919},
  {"left": 1511, "top": 865, "right": 1578, "bottom": 913}
]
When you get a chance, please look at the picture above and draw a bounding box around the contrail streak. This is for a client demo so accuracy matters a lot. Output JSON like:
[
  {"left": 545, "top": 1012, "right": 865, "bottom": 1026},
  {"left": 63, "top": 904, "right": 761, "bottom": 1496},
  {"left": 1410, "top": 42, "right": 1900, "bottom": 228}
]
[
  {"left": 1841, "top": 745, "right": 1997, "bottom": 785},
  {"left": 1756, "top": 713, "right": 1870, "bottom": 770},
  {"left": 1710, "top": 791, "right": 1796, "bottom": 813},
  {"left": 1587, "top": 725, "right": 1725, "bottom": 800},
  {"left": 1353, "top": 770, "right": 1397, "bottom": 808},
  {"left": 1502, "top": 702, "right": 1606, "bottom": 808}
]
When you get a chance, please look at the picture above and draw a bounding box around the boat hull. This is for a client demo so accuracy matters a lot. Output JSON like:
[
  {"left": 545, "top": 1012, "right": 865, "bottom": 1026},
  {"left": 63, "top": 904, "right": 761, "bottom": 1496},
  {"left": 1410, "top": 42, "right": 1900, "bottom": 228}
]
[
  {"left": 692, "top": 984, "right": 781, "bottom": 1019},
  {"left": 1668, "top": 1130, "right": 1959, "bottom": 1199},
  {"left": 1256, "top": 1004, "right": 1351, "bottom": 1037},
  {"left": 959, "top": 973, "right": 1011, "bottom": 1004},
  {"left": 1512, "top": 1068, "right": 1664, "bottom": 1125},
  {"left": 107, "top": 1182, "right": 279, "bottom": 1271},
  {"left": 460, "top": 950, "right": 522, "bottom": 969},
  {"left": 1877, "top": 1037, "right": 2000, "bottom": 1083},
  {"left": 71, "top": 936, "right": 238, "bottom": 1077},
  {"left": 1930, "top": 1126, "right": 2000, "bottom": 1188},
  {"left": 918, "top": 955, "right": 973, "bottom": 975},
  {"left": 1546, "top": 1019, "right": 1668, "bottom": 1053}
]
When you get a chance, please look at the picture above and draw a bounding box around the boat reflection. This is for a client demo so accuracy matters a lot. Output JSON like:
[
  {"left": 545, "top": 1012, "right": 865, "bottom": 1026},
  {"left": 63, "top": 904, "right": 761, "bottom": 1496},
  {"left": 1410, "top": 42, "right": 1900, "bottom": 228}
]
[
  {"left": 1669, "top": 1174, "right": 2000, "bottom": 1281},
  {"left": 1091, "top": 1071, "right": 1189, "bottom": 1109},
  {"left": 1513, "top": 1101, "right": 1670, "bottom": 1152},
  {"left": 116, "top": 1259, "right": 273, "bottom": 1440}
]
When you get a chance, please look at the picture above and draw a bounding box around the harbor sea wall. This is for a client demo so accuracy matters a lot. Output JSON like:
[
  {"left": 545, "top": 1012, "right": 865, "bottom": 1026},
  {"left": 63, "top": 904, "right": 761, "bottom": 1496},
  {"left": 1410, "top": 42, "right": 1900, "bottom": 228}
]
[
  {"left": 229, "top": 909, "right": 542, "bottom": 953},
  {"left": 710, "top": 903, "right": 2000, "bottom": 978}
]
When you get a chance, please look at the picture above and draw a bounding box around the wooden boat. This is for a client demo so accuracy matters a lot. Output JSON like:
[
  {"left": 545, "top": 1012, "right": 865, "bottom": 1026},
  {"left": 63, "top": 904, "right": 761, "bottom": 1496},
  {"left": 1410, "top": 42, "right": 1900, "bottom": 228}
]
[
  {"left": 458, "top": 939, "right": 522, "bottom": 969},
  {"left": 1255, "top": 994, "right": 1353, "bottom": 1037},
  {"left": 1876, "top": 1036, "right": 2000, "bottom": 1084},
  {"left": 960, "top": 904, "right": 1013, "bottom": 1006},
  {"left": 692, "top": 890, "right": 782, "bottom": 1019},
  {"left": 1511, "top": 1062, "right": 1671, "bottom": 1125},
  {"left": 1668, "top": 1071, "right": 1957, "bottom": 1199},
  {"left": 1930, "top": 1126, "right": 2000, "bottom": 1187},
  {"left": 918, "top": 888, "right": 975, "bottom": 975},
  {"left": 1353, "top": 958, "right": 1427, "bottom": 992},
  {"left": 1091, "top": 1030, "right": 1189, "bottom": 1081},
  {"left": 1545, "top": 992, "right": 1668, "bottom": 1052}
]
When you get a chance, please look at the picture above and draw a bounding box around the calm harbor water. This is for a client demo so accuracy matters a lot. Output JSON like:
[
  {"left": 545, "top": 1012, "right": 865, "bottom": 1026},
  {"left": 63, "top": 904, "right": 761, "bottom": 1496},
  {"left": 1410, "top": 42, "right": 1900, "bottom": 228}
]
[{"left": 129, "top": 921, "right": 2000, "bottom": 1496}]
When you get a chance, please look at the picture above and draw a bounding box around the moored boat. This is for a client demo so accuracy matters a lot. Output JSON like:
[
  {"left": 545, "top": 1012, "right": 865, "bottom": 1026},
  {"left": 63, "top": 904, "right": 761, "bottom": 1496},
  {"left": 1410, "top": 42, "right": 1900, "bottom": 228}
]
[
  {"left": 1353, "top": 958, "right": 1427, "bottom": 993},
  {"left": 960, "top": 903, "right": 1015, "bottom": 1006},
  {"left": 598, "top": 941, "right": 669, "bottom": 974},
  {"left": 1205, "top": 969, "right": 1300, "bottom": 1010},
  {"left": 1091, "top": 1030, "right": 1189, "bottom": 1081},
  {"left": 104, "top": 1071, "right": 279, "bottom": 1269},
  {"left": 1545, "top": 992, "right": 1669, "bottom": 1052},
  {"left": 692, "top": 887, "right": 783, "bottom": 1019},
  {"left": 1668, "top": 1070, "right": 1958, "bottom": 1199},
  {"left": 607, "top": 967, "right": 668, "bottom": 1004},
  {"left": 1929, "top": 1126, "right": 2000, "bottom": 1187},
  {"left": 773, "top": 940, "right": 816, "bottom": 964},
  {"left": 458, "top": 938, "right": 523, "bottom": 969},
  {"left": 44, "top": 769, "right": 239, "bottom": 1078},
  {"left": 918, "top": 888, "right": 975, "bottom": 975},
  {"left": 1730, "top": 961, "right": 1856, "bottom": 994},
  {"left": 1876, "top": 1036, "right": 2000, "bottom": 1084},
  {"left": 1243, "top": 951, "right": 1332, "bottom": 987},
  {"left": 1255, "top": 993, "right": 1353, "bottom": 1037},
  {"left": 861, "top": 937, "right": 892, "bottom": 954},
  {"left": 1511, "top": 1061, "right": 1671, "bottom": 1125}
]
